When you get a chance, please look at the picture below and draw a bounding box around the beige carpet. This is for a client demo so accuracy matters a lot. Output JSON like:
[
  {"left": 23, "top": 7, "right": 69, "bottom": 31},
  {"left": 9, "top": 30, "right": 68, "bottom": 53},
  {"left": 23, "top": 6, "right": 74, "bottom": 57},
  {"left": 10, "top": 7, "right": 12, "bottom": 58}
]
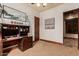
[{"left": 8, "top": 40, "right": 79, "bottom": 56}]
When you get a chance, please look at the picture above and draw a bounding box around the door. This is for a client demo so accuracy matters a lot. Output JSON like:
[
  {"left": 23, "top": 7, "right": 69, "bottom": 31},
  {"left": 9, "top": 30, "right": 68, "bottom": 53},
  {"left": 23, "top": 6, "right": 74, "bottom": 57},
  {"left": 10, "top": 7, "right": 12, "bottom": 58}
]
[{"left": 34, "top": 16, "right": 40, "bottom": 41}]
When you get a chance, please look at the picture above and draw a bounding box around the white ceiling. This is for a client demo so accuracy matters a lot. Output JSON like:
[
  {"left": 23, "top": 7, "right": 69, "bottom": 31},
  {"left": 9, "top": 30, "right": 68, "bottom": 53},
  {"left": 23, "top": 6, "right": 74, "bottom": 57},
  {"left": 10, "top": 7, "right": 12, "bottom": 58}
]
[{"left": 28, "top": 3, "right": 63, "bottom": 12}]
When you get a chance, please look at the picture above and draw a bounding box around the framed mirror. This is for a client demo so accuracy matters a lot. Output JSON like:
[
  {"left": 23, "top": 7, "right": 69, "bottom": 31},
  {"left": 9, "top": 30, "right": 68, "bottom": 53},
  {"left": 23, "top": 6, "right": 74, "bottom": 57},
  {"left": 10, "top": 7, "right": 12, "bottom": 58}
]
[{"left": 2, "top": 5, "right": 28, "bottom": 22}]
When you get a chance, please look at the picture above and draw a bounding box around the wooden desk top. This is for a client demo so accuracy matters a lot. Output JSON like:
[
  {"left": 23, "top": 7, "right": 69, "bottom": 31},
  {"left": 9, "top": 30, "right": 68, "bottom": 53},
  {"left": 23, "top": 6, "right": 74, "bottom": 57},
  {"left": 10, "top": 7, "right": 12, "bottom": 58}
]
[{"left": 3, "top": 36, "right": 23, "bottom": 42}]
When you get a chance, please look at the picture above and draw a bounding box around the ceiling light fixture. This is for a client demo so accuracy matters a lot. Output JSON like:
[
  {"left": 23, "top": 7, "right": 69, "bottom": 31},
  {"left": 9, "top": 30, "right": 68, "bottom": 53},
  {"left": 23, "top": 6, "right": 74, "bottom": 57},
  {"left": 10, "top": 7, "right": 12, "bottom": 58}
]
[
  {"left": 42, "top": 3, "right": 47, "bottom": 7},
  {"left": 36, "top": 3, "right": 40, "bottom": 7},
  {"left": 31, "top": 3, "right": 47, "bottom": 7}
]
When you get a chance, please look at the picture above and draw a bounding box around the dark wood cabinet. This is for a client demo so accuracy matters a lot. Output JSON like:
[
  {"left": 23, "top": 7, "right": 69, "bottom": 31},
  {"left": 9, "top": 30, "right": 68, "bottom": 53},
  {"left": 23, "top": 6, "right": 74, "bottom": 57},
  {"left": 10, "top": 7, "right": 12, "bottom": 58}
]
[
  {"left": 65, "top": 18, "right": 78, "bottom": 34},
  {"left": 2, "top": 36, "right": 33, "bottom": 55},
  {"left": 0, "top": 24, "right": 33, "bottom": 55},
  {"left": 63, "top": 8, "right": 79, "bottom": 49},
  {"left": 0, "top": 32, "right": 2, "bottom": 55},
  {"left": 18, "top": 36, "right": 33, "bottom": 51}
]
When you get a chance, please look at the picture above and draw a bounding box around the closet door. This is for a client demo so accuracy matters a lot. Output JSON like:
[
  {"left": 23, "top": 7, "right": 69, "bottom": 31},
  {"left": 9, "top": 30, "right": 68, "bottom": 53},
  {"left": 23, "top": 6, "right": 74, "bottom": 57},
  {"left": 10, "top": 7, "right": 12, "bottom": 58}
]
[
  {"left": 66, "top": 20, "right": 72, "bottom": 33},
  {"left": 73, "top": 19, "right": 78, "bottom": 34}
]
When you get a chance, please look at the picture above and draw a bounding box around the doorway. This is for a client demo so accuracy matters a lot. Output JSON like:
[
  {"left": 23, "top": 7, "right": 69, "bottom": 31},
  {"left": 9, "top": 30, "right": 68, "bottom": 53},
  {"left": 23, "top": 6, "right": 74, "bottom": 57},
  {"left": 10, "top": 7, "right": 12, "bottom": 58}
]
[
  {"left": 34, "top": 16, "right": 40, "bottom": 42},
  {"left": 63, "top": 9, "right": 79, "bottom": 48}
]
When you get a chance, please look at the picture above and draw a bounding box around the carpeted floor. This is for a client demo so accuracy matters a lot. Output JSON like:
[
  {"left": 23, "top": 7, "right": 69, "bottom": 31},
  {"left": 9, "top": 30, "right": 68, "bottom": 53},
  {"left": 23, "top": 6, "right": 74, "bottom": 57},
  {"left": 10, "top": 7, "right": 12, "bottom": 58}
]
[{"left": 8, "top": 40, "right": 79, "bottom": 56}]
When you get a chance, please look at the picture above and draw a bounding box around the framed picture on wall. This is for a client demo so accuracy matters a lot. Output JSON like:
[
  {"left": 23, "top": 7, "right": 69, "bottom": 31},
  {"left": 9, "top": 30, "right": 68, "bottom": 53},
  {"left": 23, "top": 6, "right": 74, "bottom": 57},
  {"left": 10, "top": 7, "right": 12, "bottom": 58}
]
[{"left": 45, "top": 18, "right": 55, "bottom": 29}]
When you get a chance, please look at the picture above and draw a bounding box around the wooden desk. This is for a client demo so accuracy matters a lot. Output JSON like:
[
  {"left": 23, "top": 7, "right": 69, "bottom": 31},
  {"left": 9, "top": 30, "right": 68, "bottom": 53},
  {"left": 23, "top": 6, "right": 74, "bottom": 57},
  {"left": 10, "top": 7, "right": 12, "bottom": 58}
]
[{"left": 3, "top": 36, "right": 33, "bottom": 55}]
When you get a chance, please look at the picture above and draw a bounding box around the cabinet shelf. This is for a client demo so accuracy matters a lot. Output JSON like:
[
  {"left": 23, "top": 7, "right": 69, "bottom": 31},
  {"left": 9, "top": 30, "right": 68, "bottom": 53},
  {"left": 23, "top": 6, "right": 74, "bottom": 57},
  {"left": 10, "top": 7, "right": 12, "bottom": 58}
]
[
  {"left": 3, "top": 44, "right": 18, "bottom": 50},
  {"left": 3, "top": 36, "right": 23, "bottom": 42}
]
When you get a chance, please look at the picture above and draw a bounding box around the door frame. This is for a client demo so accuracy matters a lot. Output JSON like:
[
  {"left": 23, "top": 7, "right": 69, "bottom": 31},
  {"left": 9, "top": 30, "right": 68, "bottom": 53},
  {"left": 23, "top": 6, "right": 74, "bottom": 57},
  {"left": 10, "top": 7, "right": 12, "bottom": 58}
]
[{"left": 63, "top": 8, "right": 79, "bottom": 49}]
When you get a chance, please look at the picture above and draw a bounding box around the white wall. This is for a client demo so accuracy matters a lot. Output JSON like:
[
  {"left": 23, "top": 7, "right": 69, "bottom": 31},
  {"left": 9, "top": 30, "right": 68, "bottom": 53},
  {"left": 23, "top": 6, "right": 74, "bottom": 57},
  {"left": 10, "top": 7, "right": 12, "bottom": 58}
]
[
  {"left": 40, "top": 3, "right": 79, "bottom": 43},
  {"left": 2, "top": 3, "right": 39, "bottom": 41}
]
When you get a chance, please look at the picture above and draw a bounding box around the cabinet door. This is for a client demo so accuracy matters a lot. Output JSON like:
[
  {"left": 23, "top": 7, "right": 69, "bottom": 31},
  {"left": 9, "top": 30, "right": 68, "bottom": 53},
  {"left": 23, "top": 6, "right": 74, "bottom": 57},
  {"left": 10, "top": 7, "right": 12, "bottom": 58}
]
[
  {"left": 23, "top": 37, "right": 32, "bottom": 51},
  {"left": 66, "top": 18, "right": 78, "bottom": 34},
  {"left": 19, "top": 37, "right": 32, "bottom": 51},
  {"left": 0, "top": 32, "right": 2, "bottom": 55}
]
